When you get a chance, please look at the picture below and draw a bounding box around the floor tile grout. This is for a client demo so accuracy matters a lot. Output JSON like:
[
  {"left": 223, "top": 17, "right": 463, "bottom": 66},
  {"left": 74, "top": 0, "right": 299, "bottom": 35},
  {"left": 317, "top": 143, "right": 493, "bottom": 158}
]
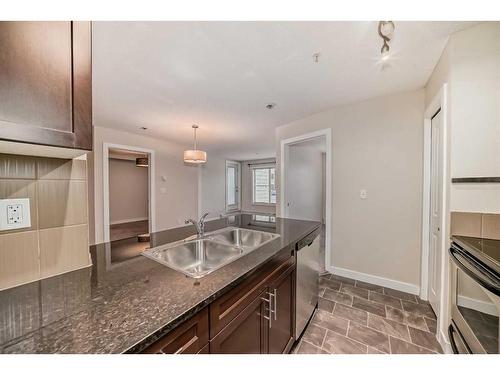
[{"left": 304, "top": 272, "right": 442, "bottom": 354}]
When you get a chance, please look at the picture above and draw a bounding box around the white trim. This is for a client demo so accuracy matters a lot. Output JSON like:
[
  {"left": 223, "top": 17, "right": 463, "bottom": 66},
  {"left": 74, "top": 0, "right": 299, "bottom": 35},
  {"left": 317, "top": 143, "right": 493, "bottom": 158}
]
[
  {"left": 420, "top": 84, "right": 451, "bottom": 349},
  {"left": 225, "top": 160, "right": 241, "bottom": 213},
  {"left": 328, "top": 266, "right": 420, "bottom": 295},
  {"left": 280, "top": 128, "right": 332, "bottom": 270},
  {"left": 457, "top": 295, "right": 498, "bottom": 316},
  {"left": 109, "top": 217, "right": 149, "bottom": 225},
  {"left": 103, "top": 142, "right": 156, "bottom": 243},
  {"left": 438, "top": 329, "right": 452, "bottom": 354}
]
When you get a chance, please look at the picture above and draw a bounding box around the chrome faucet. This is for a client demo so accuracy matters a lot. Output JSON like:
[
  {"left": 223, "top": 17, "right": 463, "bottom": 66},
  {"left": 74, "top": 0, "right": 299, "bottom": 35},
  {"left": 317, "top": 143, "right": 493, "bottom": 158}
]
[{"left": 185, "top": 212, "right": 210, "bottom": 238}]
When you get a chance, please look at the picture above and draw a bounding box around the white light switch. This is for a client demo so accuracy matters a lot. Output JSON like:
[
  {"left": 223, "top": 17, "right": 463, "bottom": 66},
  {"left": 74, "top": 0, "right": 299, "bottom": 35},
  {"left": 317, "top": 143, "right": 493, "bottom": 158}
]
[
  {"left": 360, "top": 189, "right": 367, "bottom": 199},
  {"left": 0, "top": 198, "right": 31, "bottom": 231}
]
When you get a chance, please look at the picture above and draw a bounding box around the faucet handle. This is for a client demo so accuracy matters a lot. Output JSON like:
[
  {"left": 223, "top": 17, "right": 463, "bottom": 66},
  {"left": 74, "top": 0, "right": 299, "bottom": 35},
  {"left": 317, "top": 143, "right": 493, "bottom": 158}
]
[{"left": 200, "top": 212, "right": 210, "bottom": 221}]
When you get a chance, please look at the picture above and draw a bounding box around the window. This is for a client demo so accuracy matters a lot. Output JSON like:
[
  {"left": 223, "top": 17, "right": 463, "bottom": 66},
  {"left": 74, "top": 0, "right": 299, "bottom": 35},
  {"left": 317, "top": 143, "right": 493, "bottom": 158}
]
[
  {"left": 252, "top": 166, "right": 276, "bottom": 205},
  {"left": 226, "top": 161, "right": 240, "bottom": 212}
]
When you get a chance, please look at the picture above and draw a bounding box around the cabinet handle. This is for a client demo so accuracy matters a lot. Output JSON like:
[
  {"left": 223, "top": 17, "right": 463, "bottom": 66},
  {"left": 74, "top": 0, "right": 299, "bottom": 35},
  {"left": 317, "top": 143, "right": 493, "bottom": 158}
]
[
  {"left": 273, "top": 288, "right": 277, "bottom": 321},
  {"left": 261, "top": 292, "right": 275, "bottom": 328}
]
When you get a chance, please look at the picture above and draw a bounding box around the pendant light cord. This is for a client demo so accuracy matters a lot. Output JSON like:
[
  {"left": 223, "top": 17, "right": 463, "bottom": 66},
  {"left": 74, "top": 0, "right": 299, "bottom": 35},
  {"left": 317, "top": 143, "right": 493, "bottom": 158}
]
[{"left": 193, "top": 126, "right": 198, "bottom": 150}]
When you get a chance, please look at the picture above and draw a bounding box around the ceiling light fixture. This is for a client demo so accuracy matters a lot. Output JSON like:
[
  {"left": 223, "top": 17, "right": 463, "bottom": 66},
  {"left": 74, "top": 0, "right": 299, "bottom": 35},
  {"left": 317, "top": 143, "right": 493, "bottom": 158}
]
[
  {"left": 378, "top": 21, "right": 395, "bottom": 61},
  {"left": 266, "top": 103, "right": 276, "bottom": 110},
  {"left": 184, "top": 125, "right": 207, "bottom": 164}
]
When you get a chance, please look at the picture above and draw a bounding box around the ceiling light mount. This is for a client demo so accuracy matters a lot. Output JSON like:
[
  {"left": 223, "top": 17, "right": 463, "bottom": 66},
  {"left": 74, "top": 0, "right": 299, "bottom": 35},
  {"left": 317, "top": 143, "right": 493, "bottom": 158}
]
[
  {"left": 184, "top": 124, "right": 207, "bottom": 164},
  {"left": 378, "top": 21, "right": 395, "bottom": 61}
]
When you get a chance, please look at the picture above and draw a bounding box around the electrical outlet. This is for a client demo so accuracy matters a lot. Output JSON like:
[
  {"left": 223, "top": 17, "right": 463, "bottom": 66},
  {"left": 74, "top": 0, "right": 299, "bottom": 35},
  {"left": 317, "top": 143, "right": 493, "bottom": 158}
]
[
  {"left": 7, "top": 204, "right": 23, "bottom": 224},
  {"left": 0, "top": 198, "right": 31, "bottom": 231}
]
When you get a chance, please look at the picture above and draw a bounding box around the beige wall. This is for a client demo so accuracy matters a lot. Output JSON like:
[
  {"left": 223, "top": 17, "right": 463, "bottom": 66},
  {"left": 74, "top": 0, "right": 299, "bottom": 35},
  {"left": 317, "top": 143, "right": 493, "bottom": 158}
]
[
  {"left": 199, "top": 155, "right": 227, "bottom": 219},
  {"left": 109, "top": 158, "right": 148, "bottom": 224},
  {"left": 90, "top": 126, "right": 199, "bottom": 244},
  {"left": 241, "top": 158, "right": 276, "bottom": 215},
  {"left": 276, "top": 89, "right": 425, "bottom": 287},
  {"left": 0, "top": 154, "right": 91, "bottom": 290},
  {"left": 426, "top": 22, "right": 500, "bottom": 214}
]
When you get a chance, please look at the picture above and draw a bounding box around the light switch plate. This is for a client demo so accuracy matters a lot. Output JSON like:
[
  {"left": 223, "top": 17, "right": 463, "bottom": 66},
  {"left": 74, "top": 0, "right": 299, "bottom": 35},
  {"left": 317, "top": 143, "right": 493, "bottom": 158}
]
[
  {"left": 360, "top": 189, "right": 367, "bottom": 199},
  {"left": 0, "top": 198, "right": 31, "bottom": 231}
]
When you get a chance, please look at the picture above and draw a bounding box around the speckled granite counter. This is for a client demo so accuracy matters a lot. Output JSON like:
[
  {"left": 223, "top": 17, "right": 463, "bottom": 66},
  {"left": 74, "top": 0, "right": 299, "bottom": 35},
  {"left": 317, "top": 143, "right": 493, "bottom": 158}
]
[{"left": 0, "top": 214, "right": 320, "bottom": 353}]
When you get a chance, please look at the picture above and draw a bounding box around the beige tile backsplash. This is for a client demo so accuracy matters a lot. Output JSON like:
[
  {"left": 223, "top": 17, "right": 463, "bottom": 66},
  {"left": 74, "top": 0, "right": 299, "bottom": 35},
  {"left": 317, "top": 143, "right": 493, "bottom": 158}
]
[
  {"left": 0, "top": 154, "right": 91, "bottom": 291},
  {"left": 39, "top": 224, "right": 90, "bottom": 278},
  {"left": 37, "top": 180, "right": 88, "bottom": 229},
  {"left": 451, "top": 211, "right": 500, "bottom": 240}
]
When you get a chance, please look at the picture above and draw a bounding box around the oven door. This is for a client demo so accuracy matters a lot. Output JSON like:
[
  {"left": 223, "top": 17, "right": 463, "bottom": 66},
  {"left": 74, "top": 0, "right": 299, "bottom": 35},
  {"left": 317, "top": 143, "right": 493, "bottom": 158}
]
[{"left": 449, "top": 245, "right": 500, "bottom": 354}]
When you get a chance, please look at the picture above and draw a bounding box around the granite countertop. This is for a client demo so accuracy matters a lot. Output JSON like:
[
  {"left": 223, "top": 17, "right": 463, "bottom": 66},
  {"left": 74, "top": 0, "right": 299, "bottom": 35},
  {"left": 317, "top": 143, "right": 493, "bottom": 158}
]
[{"left": 0, "top": 214, "right": 320, "bottom": 353}]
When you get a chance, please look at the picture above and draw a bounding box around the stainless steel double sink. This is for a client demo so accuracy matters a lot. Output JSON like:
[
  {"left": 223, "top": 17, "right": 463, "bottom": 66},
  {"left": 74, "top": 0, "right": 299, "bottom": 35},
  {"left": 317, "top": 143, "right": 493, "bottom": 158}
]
[{"left": 141, "top": 227, "right": 280, "bottom": 278}]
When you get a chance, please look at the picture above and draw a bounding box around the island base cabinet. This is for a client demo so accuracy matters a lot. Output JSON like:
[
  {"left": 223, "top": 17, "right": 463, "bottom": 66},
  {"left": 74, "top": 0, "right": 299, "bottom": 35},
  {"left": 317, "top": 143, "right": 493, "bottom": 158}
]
[
  {"left": 210, "top": 289, "right": 269, "bottom": 354},
  {"left": 141, "top": 308, "right": 209, "bottom": 354},
  {"left": 268, "top": 265, "right": 295, "bottom": 354}
]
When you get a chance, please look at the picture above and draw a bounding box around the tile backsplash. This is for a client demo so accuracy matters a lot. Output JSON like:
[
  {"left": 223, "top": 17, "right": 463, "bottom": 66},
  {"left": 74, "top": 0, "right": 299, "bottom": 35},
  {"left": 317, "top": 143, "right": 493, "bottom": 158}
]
[
  {"left": 0, "top": 154, "right": 91, "bottom": 290},
  {"left": 451, "top": 211, "right": 500, "bottom": 240}
]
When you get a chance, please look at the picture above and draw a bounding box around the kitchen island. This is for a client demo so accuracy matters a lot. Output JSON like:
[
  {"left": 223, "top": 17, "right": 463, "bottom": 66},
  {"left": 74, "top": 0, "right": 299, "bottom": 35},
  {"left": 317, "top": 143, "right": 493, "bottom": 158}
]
[{"left": 0, "top": 214, "right": 320, "bottom": 354}]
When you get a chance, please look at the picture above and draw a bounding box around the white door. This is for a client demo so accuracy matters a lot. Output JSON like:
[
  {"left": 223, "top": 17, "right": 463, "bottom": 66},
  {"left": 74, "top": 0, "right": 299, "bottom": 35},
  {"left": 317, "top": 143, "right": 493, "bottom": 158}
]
[{"left": 428, "top": 109, "right": 443, "bottom": 314}]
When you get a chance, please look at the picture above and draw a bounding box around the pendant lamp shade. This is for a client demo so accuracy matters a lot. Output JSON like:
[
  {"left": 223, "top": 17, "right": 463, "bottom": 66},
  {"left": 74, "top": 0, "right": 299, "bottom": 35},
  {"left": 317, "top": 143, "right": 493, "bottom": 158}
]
[{"left": 184, "top": 125, "right": 207, "bottom": 164}]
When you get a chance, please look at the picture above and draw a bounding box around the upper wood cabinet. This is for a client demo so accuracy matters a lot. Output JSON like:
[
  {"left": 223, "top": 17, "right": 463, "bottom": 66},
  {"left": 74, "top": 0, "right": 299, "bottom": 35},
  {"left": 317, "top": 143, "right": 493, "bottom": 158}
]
[{"left": 0, "top": 21, "right": 92, "bottom": 151}]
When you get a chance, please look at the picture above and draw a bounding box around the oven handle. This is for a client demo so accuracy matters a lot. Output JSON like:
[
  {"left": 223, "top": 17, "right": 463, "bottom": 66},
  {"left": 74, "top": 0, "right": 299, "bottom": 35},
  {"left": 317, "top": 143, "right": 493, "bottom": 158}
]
[
  {"left": 448, "top": 323, "right": 471, "bottom": 354},
  {"left": 449, "top": 245, "right": 500, "bottom": 297}
]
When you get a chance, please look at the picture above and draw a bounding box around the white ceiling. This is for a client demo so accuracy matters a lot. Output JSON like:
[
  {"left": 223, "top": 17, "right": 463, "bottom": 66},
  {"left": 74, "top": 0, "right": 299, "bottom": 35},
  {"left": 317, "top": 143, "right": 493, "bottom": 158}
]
[{"left": 93, "top": 21, "right": 476, "bottom": 160}]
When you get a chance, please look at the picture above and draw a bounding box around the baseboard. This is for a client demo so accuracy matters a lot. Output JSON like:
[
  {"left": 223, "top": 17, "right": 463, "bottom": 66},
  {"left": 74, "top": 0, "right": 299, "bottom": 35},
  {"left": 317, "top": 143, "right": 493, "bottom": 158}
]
[
  {"left": 327, "top": 266, "right": 420, "bottom": 295},
  {"left": 110, "top": 217, "right": 148, "bottom": 225},
  {"left": 457, "top": 295, "right": 498, "bottom": 316}
]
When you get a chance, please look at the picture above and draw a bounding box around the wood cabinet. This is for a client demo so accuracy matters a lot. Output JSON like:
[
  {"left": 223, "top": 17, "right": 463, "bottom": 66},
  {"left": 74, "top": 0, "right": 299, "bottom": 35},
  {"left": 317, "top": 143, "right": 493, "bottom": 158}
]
[
  {"left": 210, "top": 289, "right": 269, "bottom": 354},
  {"left": 0, "top": 21, "right": 92, "bottom": 150},
  {"left": 141, "top": 308, "right": 209, "bottom": 354},
  {"left": 268, "top": 264, "right": 295, "bottom": 354},
  {"left": 140, "top": 245, "right": 299, "bottom": 355},
  {"left": 210, "top": 251, "right": 296, "bottom": 354}
]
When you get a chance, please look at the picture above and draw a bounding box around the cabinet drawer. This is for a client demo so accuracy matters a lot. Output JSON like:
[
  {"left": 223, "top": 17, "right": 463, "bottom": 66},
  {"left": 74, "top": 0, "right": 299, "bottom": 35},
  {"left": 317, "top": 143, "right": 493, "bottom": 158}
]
[
  {"left": 141, "top": 307, "right": 209, "bottom": 354},
  {"left": 209, "top": 247, "right": 294, "bottom": 338}
]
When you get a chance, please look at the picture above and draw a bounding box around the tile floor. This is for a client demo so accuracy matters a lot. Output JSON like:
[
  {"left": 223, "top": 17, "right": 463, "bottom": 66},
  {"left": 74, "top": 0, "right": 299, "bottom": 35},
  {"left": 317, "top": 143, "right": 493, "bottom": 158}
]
[{"left": 294, "top": 273, "right": 443, "bottom": 354}]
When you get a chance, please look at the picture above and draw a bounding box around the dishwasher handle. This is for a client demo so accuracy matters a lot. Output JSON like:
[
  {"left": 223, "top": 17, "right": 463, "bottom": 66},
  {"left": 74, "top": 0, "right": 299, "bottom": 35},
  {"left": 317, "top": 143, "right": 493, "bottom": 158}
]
[{"left": 296, "top": 229, "right": 320, "bottom": 252}]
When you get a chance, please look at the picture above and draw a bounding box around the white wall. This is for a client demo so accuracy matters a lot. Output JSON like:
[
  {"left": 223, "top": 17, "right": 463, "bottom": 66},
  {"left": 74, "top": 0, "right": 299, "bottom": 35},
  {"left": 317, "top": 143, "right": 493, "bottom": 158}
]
[
  {"left": 109, "top": 158, "right": 148, "bottom": 223},
  {"left": 276, "top": 89, "right": 425, "bottom": 288},
  {"left": 426, "top": 22, "right": 500, "bottom": 214},
  {"left": 198, "top": 155, "right": 227, "bottom": 219},
  {"left": 286, "top": 141, "right": 324, "bottom": 221},
  {"left": 241, "top": 158, "right": 276, "bottom": 215},
  {"left": 90, "top": 126, "right": 199, "bottom": 244}
]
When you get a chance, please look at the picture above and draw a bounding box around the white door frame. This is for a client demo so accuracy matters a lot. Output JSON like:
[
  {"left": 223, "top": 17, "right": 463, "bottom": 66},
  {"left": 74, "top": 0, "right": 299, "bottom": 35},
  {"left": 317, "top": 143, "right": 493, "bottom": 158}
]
[
  {"left": 225, "top": 160, "right": 241, "bottom": 213},
  {"left": 280, "top": 128, "right": 332, "bottom": 270},
  {"left": 103, "top": 142, "right": 156, "bottom": 243},
  {"left": 420, "top": 84, "right": 451, "bottom": 350}
]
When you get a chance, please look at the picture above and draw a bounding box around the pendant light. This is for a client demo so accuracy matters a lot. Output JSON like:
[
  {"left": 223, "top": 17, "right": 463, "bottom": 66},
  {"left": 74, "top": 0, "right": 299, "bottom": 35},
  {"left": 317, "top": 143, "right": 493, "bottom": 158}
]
[
  {"left": 135, "top": 157, "right": 149, "bottom": 167},
  {"left": 184, "top": 125, "right": 207, "bottom": 164}
]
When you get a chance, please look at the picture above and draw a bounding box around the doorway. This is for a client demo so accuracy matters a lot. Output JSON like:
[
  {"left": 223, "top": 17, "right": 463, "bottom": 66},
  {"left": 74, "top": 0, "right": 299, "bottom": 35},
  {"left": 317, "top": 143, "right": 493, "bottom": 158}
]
[
  {"left": 103, "top": 143, "right": 156, "bottom": 263},
  {"left": 280, "top": 129, "right": 332, "bottom": 273},
  {"left": 421, "top": 84, "right": 450, "bottom": 347}
]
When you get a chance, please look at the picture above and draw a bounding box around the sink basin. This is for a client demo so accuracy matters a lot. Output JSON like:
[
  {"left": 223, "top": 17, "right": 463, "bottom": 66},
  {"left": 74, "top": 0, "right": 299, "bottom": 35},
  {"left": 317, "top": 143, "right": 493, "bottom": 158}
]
[
  {"left": 210, "top": 227, "right": 279, "bottom": 251},
  {"left": 142, "top": 227, "right": 280, "bottom": 278}
]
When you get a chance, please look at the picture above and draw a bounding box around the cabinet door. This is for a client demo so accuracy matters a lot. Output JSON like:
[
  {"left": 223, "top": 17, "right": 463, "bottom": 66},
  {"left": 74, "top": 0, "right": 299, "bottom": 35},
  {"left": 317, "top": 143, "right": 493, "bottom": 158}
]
[
  {"left": 268, "top": 265, "right": 295, "bottom": 354},
  {"left": 141, "top": 308, "right": 209, "bottom": 354},
  {"left": 210, "top": 290, "right": 269, "bottom": 354},
  {"left": 0, "top": 21, "right": 92, "bottom": 150}
]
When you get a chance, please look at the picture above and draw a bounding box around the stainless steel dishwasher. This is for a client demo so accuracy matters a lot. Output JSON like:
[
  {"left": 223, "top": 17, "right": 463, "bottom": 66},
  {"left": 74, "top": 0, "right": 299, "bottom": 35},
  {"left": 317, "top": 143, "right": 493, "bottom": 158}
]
[{"left": 295, "top": 228, "right": 320, "bottom": 339}]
